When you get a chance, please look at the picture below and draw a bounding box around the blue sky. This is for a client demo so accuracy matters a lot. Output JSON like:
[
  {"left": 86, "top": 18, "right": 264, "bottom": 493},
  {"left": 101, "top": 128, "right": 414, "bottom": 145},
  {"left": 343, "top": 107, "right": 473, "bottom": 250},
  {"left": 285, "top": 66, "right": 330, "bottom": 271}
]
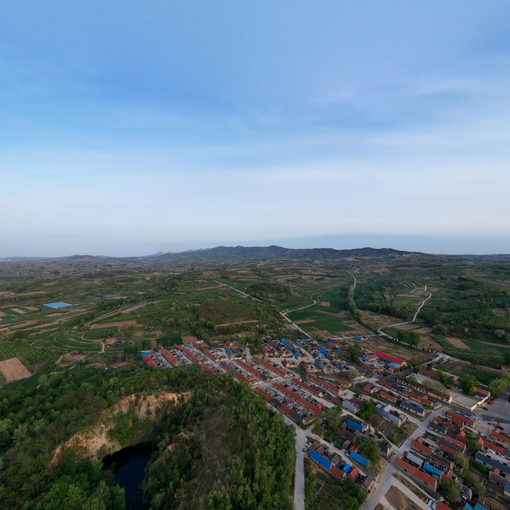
[{"left": 1, "top": 1, "right": 510, "bottom": 256}]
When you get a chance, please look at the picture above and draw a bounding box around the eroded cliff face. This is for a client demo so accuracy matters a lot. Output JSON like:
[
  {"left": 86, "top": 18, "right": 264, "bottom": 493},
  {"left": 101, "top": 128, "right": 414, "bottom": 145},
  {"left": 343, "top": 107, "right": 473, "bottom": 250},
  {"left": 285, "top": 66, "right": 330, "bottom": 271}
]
[{"left": 51, "top": 391, "right": 190, "bottom": 462}]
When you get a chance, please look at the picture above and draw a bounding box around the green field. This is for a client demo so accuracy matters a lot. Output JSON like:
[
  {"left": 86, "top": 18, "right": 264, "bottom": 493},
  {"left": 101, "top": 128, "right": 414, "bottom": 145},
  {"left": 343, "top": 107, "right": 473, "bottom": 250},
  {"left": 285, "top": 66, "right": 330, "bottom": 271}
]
[{"left": 288, "top": 307, "right": 353, "bottom": 333}]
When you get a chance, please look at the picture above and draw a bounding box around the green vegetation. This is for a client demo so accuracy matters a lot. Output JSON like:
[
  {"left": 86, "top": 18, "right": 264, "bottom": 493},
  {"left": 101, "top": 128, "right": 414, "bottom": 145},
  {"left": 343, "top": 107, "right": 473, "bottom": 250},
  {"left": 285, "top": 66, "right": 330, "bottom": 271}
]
[
  {"left": 245, "top": 282, "right": 293, "bottom": 303},
  {"left": 321, "top": 406, "right": 344, "bottom": 438},
  {"left": 145, "top": 380, "right": 294, "bottom": 509},
  {"left": 357, "top": 400, "right": 376, "bottom": 422},
  {"left": 488, "top": 374, "right": 510, "bottom": 396},
  {"left": 287, "top": 307, "right": 353, "bottom": 334},
  {"left": 459, "top": 373, "right": 479, "bottom": 395},
  {"left": 356, "top": 436, "right": 380, "bottom": 469},
  {"left": 0, "top": 365, "right": 295, "bottom": 509},
  {"left": 304, "top": 458, "right": 367, "bottom": 510},
  {"left": 439, "top": 478, "right": 461, "bottom": 504},
  {"left": 387, "top": 328, "right": 420, "bottom": 346}
]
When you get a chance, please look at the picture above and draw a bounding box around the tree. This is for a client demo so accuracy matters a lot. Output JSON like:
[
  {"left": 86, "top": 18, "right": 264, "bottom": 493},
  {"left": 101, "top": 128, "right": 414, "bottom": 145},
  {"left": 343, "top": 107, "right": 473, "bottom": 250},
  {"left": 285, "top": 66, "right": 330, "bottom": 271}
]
[
  {"left": 322, "top": 406, "right": 343, "bottom": 431},
  {"left": 489, "top": 376, "right": 510, "bottom": 397},
  {"left": 345, "top": 368, "right": 360, "bottom": 381},
  {"left": 407, "top": 331, "right": 420, "bottom": 346},
  {"left": 467, "top": 439, "right": 482, "bottom": 454},
  {"left": 440, "top": 478, "right": 461, "bottom": 504},
  {"left": 357, "top": 436, "right": 380, "bottom": 466},
  {"left": 348, "top": 344, "right": 361, "bottom": 363},
  {"left": 459, "top": 373, "right": 479, "bottom": 395},
  {"left": 437, "top": 370, "right": 454, "bottom": 388},
  {"left": 122, "top": 343, "right": 139, "bottom": 360},
  {"left": 358, "top": 400, "right": 376, "bottom": 421},
  {"left": 452, "top": 452, "right": 468, "bottom": 471}
]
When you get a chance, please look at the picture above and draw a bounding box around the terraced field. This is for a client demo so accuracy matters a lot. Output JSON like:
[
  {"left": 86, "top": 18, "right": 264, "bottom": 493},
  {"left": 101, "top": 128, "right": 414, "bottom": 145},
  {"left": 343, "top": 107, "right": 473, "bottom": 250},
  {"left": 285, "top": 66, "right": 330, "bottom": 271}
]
[{"left": 43, "top": 331, "right": 102, "bottom": 352}]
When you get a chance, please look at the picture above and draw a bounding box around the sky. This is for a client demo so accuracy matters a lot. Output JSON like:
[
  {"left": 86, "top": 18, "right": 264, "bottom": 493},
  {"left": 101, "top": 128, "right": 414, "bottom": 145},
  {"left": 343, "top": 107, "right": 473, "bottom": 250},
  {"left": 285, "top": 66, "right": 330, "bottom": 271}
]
[{"left": 1, "top": 1, "right": 510, "bottom": 256}]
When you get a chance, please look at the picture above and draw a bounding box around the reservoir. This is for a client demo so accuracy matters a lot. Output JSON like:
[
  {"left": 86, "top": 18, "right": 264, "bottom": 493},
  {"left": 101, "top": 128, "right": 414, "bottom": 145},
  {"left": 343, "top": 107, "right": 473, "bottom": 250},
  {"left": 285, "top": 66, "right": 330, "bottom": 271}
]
[{"left": 103, "top": 443, "right": 152, "bottom": 509}]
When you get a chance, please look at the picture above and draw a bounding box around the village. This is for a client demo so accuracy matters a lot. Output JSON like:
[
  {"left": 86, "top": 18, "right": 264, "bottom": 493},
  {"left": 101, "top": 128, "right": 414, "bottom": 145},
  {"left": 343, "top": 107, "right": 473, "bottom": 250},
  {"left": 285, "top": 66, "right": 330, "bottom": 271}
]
[{"left": 142, "top": 333, "right": 510, "bottom": 510}]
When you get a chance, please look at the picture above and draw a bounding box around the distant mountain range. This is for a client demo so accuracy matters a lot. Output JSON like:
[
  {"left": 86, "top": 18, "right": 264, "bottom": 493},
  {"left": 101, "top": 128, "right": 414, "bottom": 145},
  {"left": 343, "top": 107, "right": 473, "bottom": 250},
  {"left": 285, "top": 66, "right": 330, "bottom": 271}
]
[
  {"left": 1, "top": 245, "right": 509, "bottom": 263},
  {"left": 141, "top": 245, "right": 414, "bottom": 262}
]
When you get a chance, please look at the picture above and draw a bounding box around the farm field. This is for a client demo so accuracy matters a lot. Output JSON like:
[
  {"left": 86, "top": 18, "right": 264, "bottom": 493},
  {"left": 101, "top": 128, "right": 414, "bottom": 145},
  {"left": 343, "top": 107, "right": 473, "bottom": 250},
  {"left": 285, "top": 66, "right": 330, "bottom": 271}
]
[
  {"left": 0, "top": 357, "right": 32, "bottom": 383},
  {"left": 288, "top": 307, "right": 354, "bottom": 334},
  {"left": 0, "top": 246, "right": 509, "bottom": 384}
]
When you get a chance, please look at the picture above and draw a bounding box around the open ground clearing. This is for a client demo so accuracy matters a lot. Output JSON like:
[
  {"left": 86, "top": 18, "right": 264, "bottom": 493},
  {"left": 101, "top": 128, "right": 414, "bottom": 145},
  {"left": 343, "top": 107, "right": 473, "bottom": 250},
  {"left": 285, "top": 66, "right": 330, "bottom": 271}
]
[
  {"left": 446, "top": 337, "right": 469, "bottom": 349},
  {"left": 385, "top": 485, "right": 418, "bottom": 510},
  {"left": 0, "top": 357, "right": 32, "bottom": 383}
]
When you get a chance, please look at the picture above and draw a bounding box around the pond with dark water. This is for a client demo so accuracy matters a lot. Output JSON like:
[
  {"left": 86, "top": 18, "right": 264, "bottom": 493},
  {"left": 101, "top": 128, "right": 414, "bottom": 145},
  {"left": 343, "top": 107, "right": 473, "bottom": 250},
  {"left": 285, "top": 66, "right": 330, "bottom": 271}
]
[{"left": 103, "top": 443, "right": 153, "bottom": 510}]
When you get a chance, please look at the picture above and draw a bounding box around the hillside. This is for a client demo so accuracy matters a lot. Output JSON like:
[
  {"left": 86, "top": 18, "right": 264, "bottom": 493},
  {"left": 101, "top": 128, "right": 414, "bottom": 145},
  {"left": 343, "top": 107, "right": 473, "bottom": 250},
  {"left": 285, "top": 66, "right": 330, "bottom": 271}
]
[{"left": 0, "top": 365, "right": 294, "bottom": 509}]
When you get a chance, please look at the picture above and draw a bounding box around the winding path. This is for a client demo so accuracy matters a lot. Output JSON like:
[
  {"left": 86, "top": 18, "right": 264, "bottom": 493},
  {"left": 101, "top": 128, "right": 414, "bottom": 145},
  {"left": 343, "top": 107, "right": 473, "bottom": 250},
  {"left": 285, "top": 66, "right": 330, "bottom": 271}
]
[
  {"left": 215, "top": 280, "right": 314, "bottom": 338},
  {"left": 378, "top": 285, "right": 432, "bottom": 337}
]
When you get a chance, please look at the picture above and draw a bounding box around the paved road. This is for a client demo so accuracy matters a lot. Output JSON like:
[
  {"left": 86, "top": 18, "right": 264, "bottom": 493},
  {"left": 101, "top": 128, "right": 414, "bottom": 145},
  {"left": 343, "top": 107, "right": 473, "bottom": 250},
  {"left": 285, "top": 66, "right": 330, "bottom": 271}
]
[
  {"left": 412, "top": 286, "right": 433, "bottom": 322},
  {"left": 280, "top": 300, "right": 316, "bottom": 339},
  {"left": 362, "top": 407, "right": 443, "bottom": 510},
  {"left": 278, "top": 415, "right": 308, "bottom": 510}
]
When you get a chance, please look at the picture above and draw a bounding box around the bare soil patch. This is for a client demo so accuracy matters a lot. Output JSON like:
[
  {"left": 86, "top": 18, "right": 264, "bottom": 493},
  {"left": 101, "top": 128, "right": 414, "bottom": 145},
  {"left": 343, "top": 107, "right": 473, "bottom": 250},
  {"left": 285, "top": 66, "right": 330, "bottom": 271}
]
[
  {"left": 419, "top": 336, "right": 443, "bottom": 351},
  {"left": 320, "top": 301, "right": 330, "bottom": 307},
  {"left": 317, "top": 310, "right": 343, "bottom": 318},
  {"left": 182, "top": 334, "right": 198, "bottom": 344},
  {"left": 56, "top": 353, "right": 88, "bottom": 367},
  {"left": 196, "top": 285, "right": 224, "bottom": 291},
  {"left": 397, "top": 294, "right": 422, "bottom": 300},
  {"left": 0, "top": 320, "right": 38, "bottom": 331},
  {"left": 216, "top": 319, "right": 258, "bottom": 327},
  {"left": 361, "top": 311, "right": 399, "bottom": 328},
  {"left": 394, "top": 323, "right": 419, "bottom": 331},
  {"left": 25, "top": 306, "right": 39, "bottom": 311},
  {"left": 111, "top": 361, "right": 128, "bottom": 368},
  {"left": 120, "top": 303, "right": 148, "bottom": 314},
  {"left": 360, "top": 337, "right": 431, "bottom": 364},
  {"left": 0, "top": 357, "right": 32, "bottom": 383},
  {"left": 446, "top": 337, "right": 469, "bottom": 349},
  {"left": 0, "top": 311, "right": 6, "bottom": 317},
  {"left": 11, "top": 308, "right": 26, "bottom": 314},
  {"left": 51, "top": 392, "right": 190, "bottom": 462},
  {"left": 413, "top": 327, "right": 433, "bottom": 334},
  {"left": 385, "top": 485, "right": 418, "bottom": 510},
  {"left": 91, "top": 320, "right": 140, "bottom": 329},
  {"left": 295, "top": 319, "right": 316, "bottom": 324},
  {"left": 477, "top": 340, "right": 510, "bottom": 349}
]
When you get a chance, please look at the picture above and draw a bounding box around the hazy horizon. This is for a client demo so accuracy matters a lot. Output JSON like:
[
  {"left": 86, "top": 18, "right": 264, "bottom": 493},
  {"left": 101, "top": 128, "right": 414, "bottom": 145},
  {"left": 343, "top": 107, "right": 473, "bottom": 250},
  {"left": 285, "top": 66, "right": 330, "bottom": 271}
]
[
  {"left": 2, "top": 233, "right": 510, "bottom": 259},
  {"left": 1, "top": 2, "right": 509, "bottom": 256}
]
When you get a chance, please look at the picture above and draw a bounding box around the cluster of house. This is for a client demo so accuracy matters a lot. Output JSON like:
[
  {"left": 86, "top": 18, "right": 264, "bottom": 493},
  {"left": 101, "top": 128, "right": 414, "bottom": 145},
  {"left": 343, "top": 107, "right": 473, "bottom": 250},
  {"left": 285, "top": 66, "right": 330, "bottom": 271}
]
[
  {"left": 308, "top": 446, "right": 363, "bottom": 483},
  {"left": 142, "top": 338, "right": 243, "bottom": 369},
  {"left": 254, "top": 372, "right": 350, "bottom": 426},
  {"left": 358, "top": 351, "right": 407, "bottom": 372},
  {"left": 395, "top": 407, "right": 510, "bottom": 507},
  {"left": 419, "top": 367, "right": 492, "bottom": 411},
  {"left": 476, "top": 428, "right": 510, "bottom": 502},
  {"left": 261, "top": 337, "right": 407, "bottom": 375},
  {"left": 396, "top": 423, "right": 470, "bottom": 503},
  {"left": 360, "top": 375, "right": 447, "bottom": 419}
]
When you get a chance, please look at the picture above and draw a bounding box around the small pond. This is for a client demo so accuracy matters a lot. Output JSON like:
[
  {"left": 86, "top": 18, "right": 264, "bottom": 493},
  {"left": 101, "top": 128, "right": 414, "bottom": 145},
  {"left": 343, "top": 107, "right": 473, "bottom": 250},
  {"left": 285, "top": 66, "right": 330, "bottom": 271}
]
[{"left": 103, "top": 443, "right": 153, "bottom": 510}]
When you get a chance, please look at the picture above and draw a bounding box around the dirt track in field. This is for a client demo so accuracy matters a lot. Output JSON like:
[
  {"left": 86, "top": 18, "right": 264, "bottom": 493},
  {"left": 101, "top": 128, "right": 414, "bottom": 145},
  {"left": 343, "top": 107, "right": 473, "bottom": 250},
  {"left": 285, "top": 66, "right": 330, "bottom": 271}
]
[
  {"left": 216, "top": 319, "right": 258, "bottom": 327},
  {"left": 91, "top": 320, "right": 140, "bottom": 329}
]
